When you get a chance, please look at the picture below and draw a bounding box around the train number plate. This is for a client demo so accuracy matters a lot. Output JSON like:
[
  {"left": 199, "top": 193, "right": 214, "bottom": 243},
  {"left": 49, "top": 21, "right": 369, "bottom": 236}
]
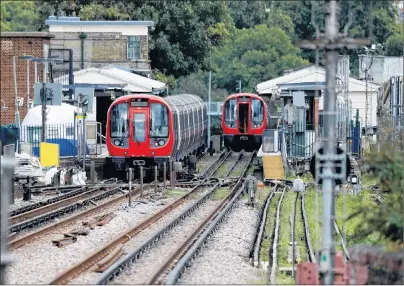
[{"left": 133, "top": 160, "right": 145, "bottom": 166}]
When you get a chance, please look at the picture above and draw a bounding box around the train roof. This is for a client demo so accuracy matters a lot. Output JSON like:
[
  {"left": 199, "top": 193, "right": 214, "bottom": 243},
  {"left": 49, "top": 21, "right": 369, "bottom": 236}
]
[
  {"left": 225, "top": 93, "right": 262, "bottom": 101},
  {"left": 111, "top": 93, "right": 205, "bottom": 112}
]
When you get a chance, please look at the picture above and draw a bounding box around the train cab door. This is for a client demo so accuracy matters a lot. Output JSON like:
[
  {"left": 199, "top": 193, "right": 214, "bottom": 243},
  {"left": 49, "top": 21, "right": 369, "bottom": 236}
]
[
  {"left": 238, "top": 102, "right": 249, "bottom": 134},
  {"left": 129, "top": 109, "right": 149, "bottom": 156}
]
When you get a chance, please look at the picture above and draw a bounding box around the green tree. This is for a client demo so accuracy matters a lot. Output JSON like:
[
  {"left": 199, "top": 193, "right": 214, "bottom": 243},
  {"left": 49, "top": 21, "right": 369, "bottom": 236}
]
[
  {"left": 272, "top": 0, "right": 401, "bottom": 75},
  {"left": 1, "top": 1, "right": 40, "bottom": 32},
  {"left": 212, "top": 24, "right": 308, "bottom": 93},
  {"left": 384, "top": 30, "right": 404, "bottom": 57},
  {"left": 172, "top": 72, "right": 228, "bottom": 101},
  {"left": 227, "top": 0, "right": 269, "bottom": 29},
  {"left": 266, "top": 7, "right": 295, "bottom": 38},
  {"left": 38, "top": 0, "right": 234, "bottom": 79}
]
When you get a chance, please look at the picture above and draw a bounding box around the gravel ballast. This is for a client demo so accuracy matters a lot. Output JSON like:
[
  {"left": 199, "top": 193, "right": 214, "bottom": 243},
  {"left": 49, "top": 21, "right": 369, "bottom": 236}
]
[
  {"left": 178, "top": 199, "right": 267, "bottom": 285},
  {"left": 5, "top": 195, "right": 179, "bottom": 285},
  {"left": 110, "top": 200, "right": 221, "bottom": 285}
]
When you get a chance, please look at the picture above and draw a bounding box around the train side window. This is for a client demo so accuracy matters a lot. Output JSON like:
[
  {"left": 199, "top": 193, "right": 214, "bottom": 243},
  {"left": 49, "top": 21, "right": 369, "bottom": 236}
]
[
  {"left": 110, "top": 103, "right": 129, "bottom": 138},
  {"left": 224, "top": 99, "right": 237, "bottom": 128},
  {"left": 150, "top": 103, "right": 169, "bottom": 138}
]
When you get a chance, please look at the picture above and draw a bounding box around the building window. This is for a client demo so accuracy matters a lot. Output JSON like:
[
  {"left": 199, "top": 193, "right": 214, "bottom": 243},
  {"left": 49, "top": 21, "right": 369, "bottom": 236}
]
[{"left": 127, "top": 36, "right": 141, "bottom": 60}]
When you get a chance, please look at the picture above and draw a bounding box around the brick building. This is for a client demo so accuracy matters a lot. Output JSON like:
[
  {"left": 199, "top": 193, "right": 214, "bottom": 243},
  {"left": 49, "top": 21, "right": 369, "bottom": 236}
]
[
  {"left": 45, "top": 16, "right": 154, "bottom": 77},
  {"left": 0, "top": 32, "right": 54, "bottom": 125}
]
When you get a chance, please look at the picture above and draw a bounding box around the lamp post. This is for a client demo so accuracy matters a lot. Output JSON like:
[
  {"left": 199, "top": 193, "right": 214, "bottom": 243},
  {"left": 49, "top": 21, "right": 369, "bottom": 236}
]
[
  {"left": 30, "top": 57, "right": 63, "bottom": 142},
  {"left": 19, "top": 55, "right": 34, "bottom": 113}
]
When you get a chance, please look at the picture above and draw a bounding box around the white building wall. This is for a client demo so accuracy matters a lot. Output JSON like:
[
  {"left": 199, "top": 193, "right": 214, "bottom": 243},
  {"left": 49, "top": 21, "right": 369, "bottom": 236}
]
[{"left": 48, "top": 24, "right": 149, "bottom": 35}]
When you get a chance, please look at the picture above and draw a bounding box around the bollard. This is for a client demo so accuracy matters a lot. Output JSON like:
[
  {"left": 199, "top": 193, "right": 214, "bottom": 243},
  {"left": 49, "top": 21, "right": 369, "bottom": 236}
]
[
  {"left": 140, "top": 166, "right": 143, "bottom": 199},
  {"left": 90, "top": 158, "right": 96, "bottom": 184},
  {"left": 22, "top": 184, "right": 31, "bottom": 201},
  {"left": 128, "top": 168, "right": 133, "bottom": 207},
  {"left": 154, "top": 165, "right": 158, "bottom": 193},
  {"left": 163, "top": 162, "right": 166, "bottom": 190},
  {"left": 169, "top": 160, "right": 174, "bottom": 188}
]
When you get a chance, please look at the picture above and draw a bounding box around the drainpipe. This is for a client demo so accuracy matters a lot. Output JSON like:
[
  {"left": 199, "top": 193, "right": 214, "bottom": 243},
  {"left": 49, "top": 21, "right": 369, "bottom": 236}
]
[{"left": 79, "top": 32, "right": 87, "bottom": 70}]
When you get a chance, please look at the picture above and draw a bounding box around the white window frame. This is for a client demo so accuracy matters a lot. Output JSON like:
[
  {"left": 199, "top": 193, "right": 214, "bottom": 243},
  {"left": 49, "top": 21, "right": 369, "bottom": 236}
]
[{"left": 127, "top": 36, "right": 141, "bottom": 60}]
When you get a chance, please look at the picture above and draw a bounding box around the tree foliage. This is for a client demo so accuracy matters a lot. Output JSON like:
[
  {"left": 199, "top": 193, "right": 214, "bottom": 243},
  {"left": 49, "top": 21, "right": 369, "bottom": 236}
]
[
  {"left": 172, "top": 72, "right": 228, "bottom": 101},
  {"left": 227, "top": 0, "right": 269, "bottom": 29},
  {"left": 272, "top": 0, "right": 402, "bottom": 75},
  {"left": 38, "top": 0, "right": 234, "bottom": 79},
  {"left": 1, "top": 1, "right": 40, "bottom": 32},
  {"left": 212, "top": 24, "right": 308, "bottom": 93}
]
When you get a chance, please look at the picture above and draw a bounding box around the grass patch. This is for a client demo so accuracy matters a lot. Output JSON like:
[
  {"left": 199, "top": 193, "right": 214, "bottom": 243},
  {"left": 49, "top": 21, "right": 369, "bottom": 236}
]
[
  {"left": 212, "top": 188, "right": 229, "bottom": 200},
  {"left": 335, "top": 189, "right": 381, "bottom": 247},
  {"left": 260, "top": 193, "right": 279, "bottom": 262},
  {"left": 165, "top": 188, "right": 187, "bottom": 197},
  {"left": 304, "top": 187, "right": 383, "bottom": 254},
  {"left": 245, "top": 270, "right": 269, "bottom": 284},
  {"left": 304, "top": 188, "right": 323, "bottom": 250},
  {"left": 295, "top": 194, "right": 307, "bottom": 262},
  {"left": 277, "top": 272, "right": 295, "bottom": 284},
  {"left": 278, "top": 190, "right": 292, "bottom": 268}
]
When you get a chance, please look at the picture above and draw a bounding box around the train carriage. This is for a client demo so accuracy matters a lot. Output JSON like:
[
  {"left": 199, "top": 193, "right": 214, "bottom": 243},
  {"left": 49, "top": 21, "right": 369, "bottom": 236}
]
[
  {"left": 222, "top": 93, "right": 269, "bottom": 151},
  {"left": 104, "top": 94, "right": 207, "bottom": 180}
]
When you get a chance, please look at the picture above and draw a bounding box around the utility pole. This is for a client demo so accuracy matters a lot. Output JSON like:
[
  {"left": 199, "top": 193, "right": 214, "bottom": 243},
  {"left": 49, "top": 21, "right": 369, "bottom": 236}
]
[
  {"left": 41, "top": 83, "right": 47, "bottom": 142},
  {"left": 299, "top": 1, "right": 370, "bottom": 283},
  {"left": 207, "top": 70, "right": 212, "bottom": 150},
  {"left": 12, "top": 56, "right": 20, "bottom": 153}
]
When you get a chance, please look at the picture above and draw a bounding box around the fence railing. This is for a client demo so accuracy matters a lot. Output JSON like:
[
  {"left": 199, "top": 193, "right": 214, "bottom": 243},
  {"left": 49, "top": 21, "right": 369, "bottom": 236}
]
[{"left": 277, "top": 122, "right": 358, "bottom": 159}]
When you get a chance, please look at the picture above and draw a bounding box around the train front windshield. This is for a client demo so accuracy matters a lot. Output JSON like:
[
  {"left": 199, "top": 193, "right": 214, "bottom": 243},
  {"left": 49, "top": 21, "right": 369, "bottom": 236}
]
[
  {"left": 224, "top": 99, "right": 237, "bottom": 128},
  {"left": 110, "top": 103, "right": 128, "bottom": 138},
  {"left": 251, "top": 99, "right": 264, "bottom": 127},
  {"left": 150, "top": 103, "right": 169, "bottom": 137}
]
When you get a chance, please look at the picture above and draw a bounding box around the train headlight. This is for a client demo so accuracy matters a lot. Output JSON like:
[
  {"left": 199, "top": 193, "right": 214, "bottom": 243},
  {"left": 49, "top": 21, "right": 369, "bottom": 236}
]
[
  {"left": 158, "top": 139, "right": 165, "bottom": 146},
  {"left": 114, "top": 140, "right": 121, "bottom": 146}
]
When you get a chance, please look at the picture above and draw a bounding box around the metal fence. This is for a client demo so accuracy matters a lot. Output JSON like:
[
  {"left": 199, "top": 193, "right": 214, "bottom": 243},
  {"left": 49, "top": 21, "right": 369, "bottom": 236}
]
[
  {"left": 279, "top": 121, "right": 358, "bottom": 159},
  {"left": 1, "top": 123, "right": 87, "bottom": 158}
]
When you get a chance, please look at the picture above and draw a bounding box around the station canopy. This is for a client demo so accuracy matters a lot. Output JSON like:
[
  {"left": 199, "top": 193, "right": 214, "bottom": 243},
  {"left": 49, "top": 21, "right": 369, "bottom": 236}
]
[{"left": 54, "top": 66, "right": 166, "bottom": 93}]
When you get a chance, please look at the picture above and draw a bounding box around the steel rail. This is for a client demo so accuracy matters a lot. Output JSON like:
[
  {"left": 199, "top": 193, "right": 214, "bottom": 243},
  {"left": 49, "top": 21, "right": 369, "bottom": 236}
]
[
  {"left": 151, "top": 151, "right": 256, "bottom": 285},
  {"left": 49, "top": 152, "right": 229, "bottom": 285},
  {"left": 49, "top": 183, "right": 212, "bottom": 285},
  {"left": 334, "top": 220, "right": 350, "bottom": 261},
  {"left": 199, "top": 150, "right": 228, "bottom": 178},
  {"left": 223, "top": 150, "right": 244, "bottom": 177},
  {"left": 9, "top": 186, "right": 124, "bottom": 234},
  {"left": 301, "top": 192, "right": 316, "bottom": 263},
  {"left": 8, "top": 183, "right": 154, "bottom": 249},
  {"left": 95, "top": 182, "right": 222, "bottom": 285},
  {"left": 10, "top": 184, "right": 121, "bottom": 225},
  {"left": 160, "top": 180, "right": 247, "bottom": 285},
  {"left": 269, "top": 186, "right": 286, "bottom": 284},
  {"left": 10, "top": 179, "right": 122, "bottom": 217},
  {"left": 251, "top": 186, "right": 276, "bottom": 267}
]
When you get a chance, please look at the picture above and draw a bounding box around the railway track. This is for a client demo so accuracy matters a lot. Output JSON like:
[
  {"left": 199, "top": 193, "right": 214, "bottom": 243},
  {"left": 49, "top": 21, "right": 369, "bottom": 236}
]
[
  {"left": 10, "top": 179, "right": 121, "bottom": 217},
  {"left": 300, "top": 192, "right": 316, "bottom": 263},
  {"left": 9, "top": 182, "right": 127, "bottom": 234},
  {"left": 47, "top": 151, "right": 235, "bottom": 285},
  {"left": 8, "top": 182, "right": 153, "bottom": 249},
  {"left": 93, "top": 150, "right": 255, "bottom": 285}
]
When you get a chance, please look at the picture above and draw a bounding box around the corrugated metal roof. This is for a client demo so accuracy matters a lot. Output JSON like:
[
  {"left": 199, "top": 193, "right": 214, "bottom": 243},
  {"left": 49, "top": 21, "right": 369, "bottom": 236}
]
[
  {"left": 54, "top": 67, "right": 166, "bottom": 93},
  {"left": 256, "top": 65, "right": 380, "bottom": 94}
]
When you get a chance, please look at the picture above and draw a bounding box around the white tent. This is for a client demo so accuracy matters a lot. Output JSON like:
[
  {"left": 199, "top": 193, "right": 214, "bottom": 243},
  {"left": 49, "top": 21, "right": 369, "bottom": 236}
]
[{"left": 21, "top": 104, "right": 81, "bottom": 143}]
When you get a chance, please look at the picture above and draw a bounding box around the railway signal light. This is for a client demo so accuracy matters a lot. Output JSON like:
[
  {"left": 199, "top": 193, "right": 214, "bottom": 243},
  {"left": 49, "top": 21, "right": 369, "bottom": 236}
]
[{"left": 309, "top": 146, "right": 351, "bottom": 186}]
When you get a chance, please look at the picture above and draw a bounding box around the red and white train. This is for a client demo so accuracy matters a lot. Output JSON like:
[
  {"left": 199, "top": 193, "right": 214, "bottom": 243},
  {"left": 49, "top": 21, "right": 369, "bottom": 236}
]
[
  {"left": 104, "top": 94, "right": 207, "bottom": 180},
  {"left": 222, "top": 93, "right": 269, "bottom": 151}
]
